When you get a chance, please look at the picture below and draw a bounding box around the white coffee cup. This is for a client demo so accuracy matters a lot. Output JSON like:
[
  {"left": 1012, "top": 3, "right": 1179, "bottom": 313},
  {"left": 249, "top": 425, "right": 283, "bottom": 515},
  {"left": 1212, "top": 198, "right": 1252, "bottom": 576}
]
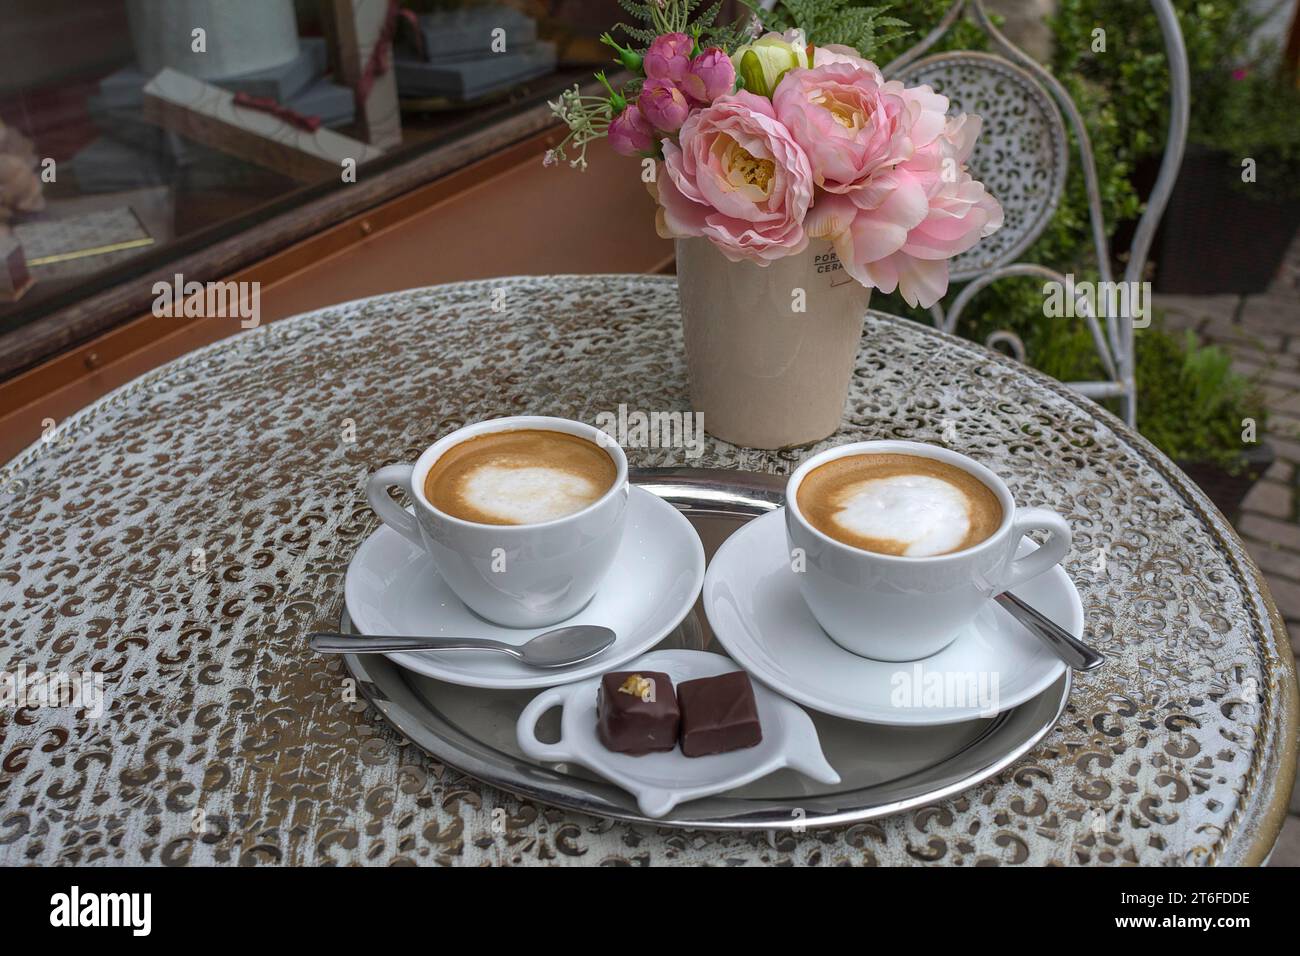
[
  {"left": 366, "top": 416, "right": 629, "bottom": 628},
  {"left": 784, "top": 440, "right": 1072, "bottom": 661}
]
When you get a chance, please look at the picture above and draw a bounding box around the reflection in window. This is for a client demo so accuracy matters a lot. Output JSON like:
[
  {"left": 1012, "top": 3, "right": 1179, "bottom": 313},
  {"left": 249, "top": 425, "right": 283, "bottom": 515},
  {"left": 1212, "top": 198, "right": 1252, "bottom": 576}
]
[{"left": 0, "top": 0, "right": 627, "bottom": 325}]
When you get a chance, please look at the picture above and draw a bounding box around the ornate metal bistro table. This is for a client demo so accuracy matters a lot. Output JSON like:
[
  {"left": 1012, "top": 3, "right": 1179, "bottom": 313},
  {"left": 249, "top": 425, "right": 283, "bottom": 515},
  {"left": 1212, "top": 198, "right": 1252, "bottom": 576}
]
[{"left": 1, "top": 276, "right": 1295, "bottom": 866}]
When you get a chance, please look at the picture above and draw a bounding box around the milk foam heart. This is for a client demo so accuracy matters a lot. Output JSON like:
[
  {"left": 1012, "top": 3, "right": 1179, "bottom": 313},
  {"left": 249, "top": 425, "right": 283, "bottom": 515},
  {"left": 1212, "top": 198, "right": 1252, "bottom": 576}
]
[
  {"left": 831, "top": 475, "right": 970, "bottom": 557},
  {"left": 796, "top": 451, "right": 1003, "bottom": 557},
  {"left": 461, "top": 465, "right": 602, "bottom": 524},
  {"left": 423, "top": 428, "right": 619, "bottom": 526}
]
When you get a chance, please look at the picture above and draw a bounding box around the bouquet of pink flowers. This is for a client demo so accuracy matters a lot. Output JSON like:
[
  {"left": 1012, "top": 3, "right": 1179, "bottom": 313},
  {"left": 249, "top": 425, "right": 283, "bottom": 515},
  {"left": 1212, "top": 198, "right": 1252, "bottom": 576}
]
[{"left": 547, "top": 4, "right": 1003, "bottom": 309}]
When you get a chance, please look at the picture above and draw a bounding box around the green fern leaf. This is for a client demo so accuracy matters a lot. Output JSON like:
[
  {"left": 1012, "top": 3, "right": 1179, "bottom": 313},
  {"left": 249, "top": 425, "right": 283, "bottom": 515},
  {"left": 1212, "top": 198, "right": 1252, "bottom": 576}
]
[{"left": 739, "top": 0, "right": 912, "bottom": 60}]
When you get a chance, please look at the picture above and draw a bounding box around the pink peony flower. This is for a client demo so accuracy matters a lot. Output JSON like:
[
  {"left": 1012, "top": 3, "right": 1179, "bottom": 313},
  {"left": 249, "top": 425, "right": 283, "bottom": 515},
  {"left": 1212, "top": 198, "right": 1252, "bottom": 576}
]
[
  {"left": 639, "top": 78, "right": 692, "bottom": 132},
  {"left": 772, "top": 63, "right": 948, "bottom": 194},
  {"left": 803, "top": 174, "right": 929, "bottom": 287},
  {"left": 644, "top": 32, "right": 694, "bottom": 84},
  {"left": 682, "top": 47, "right": 735, "bottom": 104},
  {"left": 894, "top": 115, "right": 1003, "bottom": 270},
  {"left": 653, "top": 90, "right": 814, "bottom": 264},
  {"left": 807, "top": 113, "right": 1003, "bottom": 307},
  {"left": 607, "top": 104, "right": 655, "bottom": 156},
  {"left": 812, "top": 44, "right": 882, "bottom": 73}
]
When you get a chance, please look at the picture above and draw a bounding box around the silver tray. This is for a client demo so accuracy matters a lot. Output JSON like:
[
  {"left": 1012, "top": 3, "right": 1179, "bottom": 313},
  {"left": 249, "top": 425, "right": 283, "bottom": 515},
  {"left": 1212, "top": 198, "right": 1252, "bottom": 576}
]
[{"left": 342, "top": 468, "right": 1071, "bottom": 830}]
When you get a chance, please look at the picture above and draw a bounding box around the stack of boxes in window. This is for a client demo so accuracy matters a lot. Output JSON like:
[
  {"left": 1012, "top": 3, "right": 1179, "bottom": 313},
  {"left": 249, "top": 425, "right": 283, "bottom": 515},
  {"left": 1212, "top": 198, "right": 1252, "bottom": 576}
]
[
  {"left": 75, "top": 37, "right": 356, "bottom": 194},
  {"left": 395, "top": 6, "right": 556, "bottom": 103}
]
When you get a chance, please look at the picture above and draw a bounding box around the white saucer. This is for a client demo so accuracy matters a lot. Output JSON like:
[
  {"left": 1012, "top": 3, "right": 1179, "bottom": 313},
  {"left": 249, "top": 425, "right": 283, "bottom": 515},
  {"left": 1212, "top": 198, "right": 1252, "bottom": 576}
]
[
  {"left": 344, "top": 486, "right": 706, "bottom": 689},
  {"left": 516, "top": 649, "right": 840, "bottom": 818},
  {"left": 703, "top": 509, "right": 1075, "bottom": 725}
]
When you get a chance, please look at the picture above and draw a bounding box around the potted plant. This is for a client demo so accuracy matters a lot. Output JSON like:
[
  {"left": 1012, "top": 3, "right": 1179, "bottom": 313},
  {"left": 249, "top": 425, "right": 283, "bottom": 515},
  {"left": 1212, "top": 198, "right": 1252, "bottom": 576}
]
[
  {"left": 544, "top": 0, "right": 1005, "bottom": 448},
  {"left": 1156, "top": 55, "right": 1300, "bottom": 294}
]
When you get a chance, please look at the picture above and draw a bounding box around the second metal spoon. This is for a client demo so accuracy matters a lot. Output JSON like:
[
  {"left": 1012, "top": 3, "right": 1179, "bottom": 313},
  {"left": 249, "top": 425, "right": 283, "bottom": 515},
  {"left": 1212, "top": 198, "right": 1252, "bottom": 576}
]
[
  {"left": 994, "top": 592, "right": 1105, "bottom": 671},
  {"left": 309, "top": 625, "right": 617, "bottom": 668}
]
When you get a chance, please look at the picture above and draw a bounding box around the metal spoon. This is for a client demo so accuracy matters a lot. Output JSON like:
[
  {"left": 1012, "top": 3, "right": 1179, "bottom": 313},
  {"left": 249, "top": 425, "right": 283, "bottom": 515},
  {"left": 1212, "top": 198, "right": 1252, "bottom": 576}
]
[
  {"left": 308, "top": 625, "right": 617, "bottom": 668},
  {"left": 994, "top": 592, "right": 1105, "bottom": 672}
]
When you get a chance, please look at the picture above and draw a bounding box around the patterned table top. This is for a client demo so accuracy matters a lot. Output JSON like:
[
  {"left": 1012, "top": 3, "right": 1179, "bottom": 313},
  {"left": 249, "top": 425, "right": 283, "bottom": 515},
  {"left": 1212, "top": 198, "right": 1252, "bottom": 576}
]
[{"left": 1, "top": 276, "right": 1295, "bottom": 866}]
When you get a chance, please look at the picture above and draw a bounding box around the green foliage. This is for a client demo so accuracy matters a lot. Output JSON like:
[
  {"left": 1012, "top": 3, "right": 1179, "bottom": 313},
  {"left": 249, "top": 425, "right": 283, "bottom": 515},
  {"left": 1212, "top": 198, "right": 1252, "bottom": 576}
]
[
  {"left": 613, "top": 0, "right": 751, "bottom": 52},
  {"left": 1050, "top": 0, "right": 1245, "bottom": 167},
  {"left": 611, "top": 1, "right": 660, "bottom": 49},
  {"left": 1050, "top": 0, "right": 1300, "bottom": 197},
  {"left": 1134, "top": 327, "right": 1267, "bottom": 470},
  {"left": 871, "top": 0, "right": 989, "bottom": 65},
  {"left": 742, "top": 0, "right": 910, "bottom": 60}
]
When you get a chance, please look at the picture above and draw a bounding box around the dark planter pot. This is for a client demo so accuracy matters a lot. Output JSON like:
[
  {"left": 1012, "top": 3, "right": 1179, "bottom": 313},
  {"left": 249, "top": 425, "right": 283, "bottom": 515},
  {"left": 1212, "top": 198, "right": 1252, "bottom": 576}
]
[
  {"left": 1175, "top": 443, "right": 1275, "bottom": 524},
  {"left": 1154, "top": 146, "right": 1300, "bottom": 295}
]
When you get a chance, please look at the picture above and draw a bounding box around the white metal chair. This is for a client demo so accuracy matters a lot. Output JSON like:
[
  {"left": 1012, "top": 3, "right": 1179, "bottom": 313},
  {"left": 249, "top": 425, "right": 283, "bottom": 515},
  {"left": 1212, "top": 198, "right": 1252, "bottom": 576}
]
[{"left": 883, "top": 0, "right": 1191, "bottom": 426}]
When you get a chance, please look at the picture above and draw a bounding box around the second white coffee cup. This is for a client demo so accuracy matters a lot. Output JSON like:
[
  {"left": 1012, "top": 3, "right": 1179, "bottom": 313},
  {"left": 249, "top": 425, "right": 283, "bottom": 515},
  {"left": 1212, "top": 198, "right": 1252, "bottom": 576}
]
[
  {"left": 785, "top": 440, "right": 1072, "bottom": 661},
  {"left": 365, "top": 416, "right": 629, "bottom": 628}
]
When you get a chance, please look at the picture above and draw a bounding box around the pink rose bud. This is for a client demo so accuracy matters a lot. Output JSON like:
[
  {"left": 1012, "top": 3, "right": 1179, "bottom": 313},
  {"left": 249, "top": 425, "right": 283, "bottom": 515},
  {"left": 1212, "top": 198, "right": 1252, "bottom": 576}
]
[
  {"left": 644, "top": 32, "right": 694, "bottom": 84},
  {"left": 682, "top": 47, "right": 735, "bottom": 104},
  {"left": 607, "top": 104, "right": 655, "bottom": 156},
  {"left": 639, "top": 78, "right": 691, "bottom": 132}
]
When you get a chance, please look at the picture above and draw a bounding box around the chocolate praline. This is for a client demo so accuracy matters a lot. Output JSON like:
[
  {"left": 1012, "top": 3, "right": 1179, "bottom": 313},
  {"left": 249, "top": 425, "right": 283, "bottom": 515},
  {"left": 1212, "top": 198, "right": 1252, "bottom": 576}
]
[
  {"left": 596, "top": 671, "right": 679, "bottom": 756},
  {"left": 677, "top": 670, "right": 762, "bottom": 758}
]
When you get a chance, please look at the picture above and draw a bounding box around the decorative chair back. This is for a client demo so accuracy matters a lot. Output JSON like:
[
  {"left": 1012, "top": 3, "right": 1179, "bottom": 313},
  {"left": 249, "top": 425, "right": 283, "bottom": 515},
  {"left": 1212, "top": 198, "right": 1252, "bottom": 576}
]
[{"left": 883, "top": 0, "right": 1191, "bottom": 426}]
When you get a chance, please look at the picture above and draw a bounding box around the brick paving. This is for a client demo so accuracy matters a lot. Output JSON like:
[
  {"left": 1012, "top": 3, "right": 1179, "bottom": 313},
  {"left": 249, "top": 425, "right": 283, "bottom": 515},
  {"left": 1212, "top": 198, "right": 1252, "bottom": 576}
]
[{"left": 1153, "top": 231, "right": 1300, "bottom": 865}]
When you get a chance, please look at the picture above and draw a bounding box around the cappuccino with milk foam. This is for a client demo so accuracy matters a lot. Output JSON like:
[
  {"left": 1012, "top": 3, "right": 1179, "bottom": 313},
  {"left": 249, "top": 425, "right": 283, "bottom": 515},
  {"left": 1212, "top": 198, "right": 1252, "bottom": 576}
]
[
  {"left": 424, "top": 429, "right": 617, "bottom": 525},
  {"left": 796, "top": 452, "right": 1002, "bottom": 557}
]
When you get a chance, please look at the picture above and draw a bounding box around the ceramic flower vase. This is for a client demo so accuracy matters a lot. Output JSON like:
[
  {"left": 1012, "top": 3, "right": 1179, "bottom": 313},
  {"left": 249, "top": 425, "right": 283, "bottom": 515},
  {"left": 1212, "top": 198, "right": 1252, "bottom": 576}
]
[{"left": 675, "top": 238, "right": 871, "bottom": 450}]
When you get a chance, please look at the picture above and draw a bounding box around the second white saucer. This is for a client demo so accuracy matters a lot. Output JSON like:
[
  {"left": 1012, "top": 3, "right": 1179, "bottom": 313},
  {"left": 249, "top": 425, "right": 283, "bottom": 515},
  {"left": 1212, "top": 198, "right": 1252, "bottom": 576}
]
[
  {"left": 345, "top": 485, "right": 706, "bottom": 689},
  {"left": 703, "top": 508, "right": 1075, "bottom": 725}
]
